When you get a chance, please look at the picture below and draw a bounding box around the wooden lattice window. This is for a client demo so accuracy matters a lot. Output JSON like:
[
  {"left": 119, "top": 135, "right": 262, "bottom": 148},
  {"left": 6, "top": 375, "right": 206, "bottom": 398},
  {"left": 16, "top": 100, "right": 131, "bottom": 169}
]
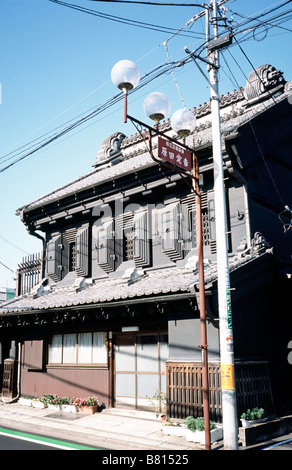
[
  {"left": 126, "top": 231, "right": 134, "bottom": 260},
  {"left": 69, "top": 243, "right": 76, "bottom": 272}
]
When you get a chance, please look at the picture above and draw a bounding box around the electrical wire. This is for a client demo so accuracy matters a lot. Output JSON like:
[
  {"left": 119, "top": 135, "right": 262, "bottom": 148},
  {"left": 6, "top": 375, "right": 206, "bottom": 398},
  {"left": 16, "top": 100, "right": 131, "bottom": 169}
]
[
  {"left": 0, "top": 261, "right": 16, "bottom": 275},
  {"left": 0, "top": 236, "right": 31, "bottom": 256},
  {"left": 87, "top": 0, "right": 207, "bottom": 6},
  {"left": 219, "top": 40, "right": 292, "bottom": 231},
  {"left": 0, "top": 61, "right": 184, "bottom": 173},
  {"left": 2, "top": 1, "right": 292, "bottom": 174},
  {"left": 48, "top": 0, "right": 206, "bottom": 38}
]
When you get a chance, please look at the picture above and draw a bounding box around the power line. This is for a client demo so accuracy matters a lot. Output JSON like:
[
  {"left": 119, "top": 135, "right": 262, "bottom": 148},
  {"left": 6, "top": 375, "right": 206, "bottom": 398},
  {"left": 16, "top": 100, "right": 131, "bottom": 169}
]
[
  {"left": 0, "top": 236, "right": 31, "bottom": 256},
  {"left": 87, "top": 0, "right": 206, "bottom": 6},
  {"left": 220, "top": 41, "right": 291, "bottom": 222},
  {"left": 0, "top": 61, "right": 182, "bottom": 173},
  {"left": 48, "top": 0, "right": 206, "bottom": 37},
  {"left": 0, "top": 261, "right": 16, "bottom": 275},
  {"left": 2, "top": 1, "right": 292, "bottom": 174},
  {"left": 228, "top": 1, "right": 292, "bottom": 38}
]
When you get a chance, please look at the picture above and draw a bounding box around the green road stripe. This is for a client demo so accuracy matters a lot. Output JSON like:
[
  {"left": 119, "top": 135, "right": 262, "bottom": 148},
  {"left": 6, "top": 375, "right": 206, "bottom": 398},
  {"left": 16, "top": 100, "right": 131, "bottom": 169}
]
[{"left": 0, "top": 427, "right": 97, "bottom": 450}]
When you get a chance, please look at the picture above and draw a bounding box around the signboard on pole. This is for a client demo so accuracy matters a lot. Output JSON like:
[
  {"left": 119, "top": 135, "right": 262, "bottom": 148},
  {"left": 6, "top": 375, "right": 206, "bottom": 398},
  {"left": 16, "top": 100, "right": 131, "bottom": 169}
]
[{"left": 158, "top": 136, "right": 192, "bottom": 172}]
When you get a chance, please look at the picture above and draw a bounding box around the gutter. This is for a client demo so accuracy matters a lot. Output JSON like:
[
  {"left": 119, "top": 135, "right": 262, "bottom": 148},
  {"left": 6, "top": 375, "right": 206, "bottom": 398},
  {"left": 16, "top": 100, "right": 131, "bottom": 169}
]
[{"left": 27, "top": 225, "right": 46, "bottom": 281}]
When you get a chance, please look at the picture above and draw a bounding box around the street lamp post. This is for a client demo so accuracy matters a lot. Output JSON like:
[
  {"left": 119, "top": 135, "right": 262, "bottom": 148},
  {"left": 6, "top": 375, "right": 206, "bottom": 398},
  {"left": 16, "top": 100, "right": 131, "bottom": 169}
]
[
  {"left": 111, "top": 0, "right": 238, "bottom": 451},
  {"left": 111, "top": 60, "right": 211, "bottom": 450}
]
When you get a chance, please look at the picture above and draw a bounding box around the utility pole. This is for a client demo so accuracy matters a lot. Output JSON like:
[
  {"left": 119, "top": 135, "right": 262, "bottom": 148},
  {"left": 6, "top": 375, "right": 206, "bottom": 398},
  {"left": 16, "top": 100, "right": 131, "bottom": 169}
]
[
  {"left": 186, "top": 0, "right": 238, "bottom": 449},
  {"left": 208, "top": 0, "right": 238, "bottom": 450}
]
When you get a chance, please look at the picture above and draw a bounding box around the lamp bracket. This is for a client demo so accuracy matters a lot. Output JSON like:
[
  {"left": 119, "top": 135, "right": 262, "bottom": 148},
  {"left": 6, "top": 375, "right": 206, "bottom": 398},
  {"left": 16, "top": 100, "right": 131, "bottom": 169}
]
[{"left": 127, "top": 114, "right": 201, "bottom": 196}]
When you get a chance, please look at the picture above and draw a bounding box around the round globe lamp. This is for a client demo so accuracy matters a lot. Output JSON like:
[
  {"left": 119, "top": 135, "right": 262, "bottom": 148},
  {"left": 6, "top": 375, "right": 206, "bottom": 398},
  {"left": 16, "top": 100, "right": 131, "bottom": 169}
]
[
  {"left": 111, "top": 60, "right": 140, "bottom": 122},
  {"left": 143, "top": 92, "right": 171, "bottom": 124},
  {"left": 171, "top": 108, "right": 196, "bottom": 138},
  {"left": 111, "top": 60, "right": 140, "bottom": 92}
]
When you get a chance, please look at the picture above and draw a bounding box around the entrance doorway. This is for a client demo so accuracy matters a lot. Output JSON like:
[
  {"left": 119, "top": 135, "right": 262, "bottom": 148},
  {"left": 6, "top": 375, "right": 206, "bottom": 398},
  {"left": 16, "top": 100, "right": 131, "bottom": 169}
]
[{"left": 114, "top": 333, "right": 168, "bottom": 410}]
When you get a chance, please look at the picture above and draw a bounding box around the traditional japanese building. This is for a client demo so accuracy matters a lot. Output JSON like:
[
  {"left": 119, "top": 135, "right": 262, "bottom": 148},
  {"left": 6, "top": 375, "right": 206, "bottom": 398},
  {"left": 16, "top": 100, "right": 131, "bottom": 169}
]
[{"left": 1, "top": 64, "right": 291, "bottom": 421}]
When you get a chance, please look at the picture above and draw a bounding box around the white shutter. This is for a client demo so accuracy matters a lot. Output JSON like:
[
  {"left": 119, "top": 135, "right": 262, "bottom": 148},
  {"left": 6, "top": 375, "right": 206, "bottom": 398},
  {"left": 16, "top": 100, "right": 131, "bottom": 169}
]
[
  {"left": 75, "top": 226, "right": 89, "bottom": 276},
  {"left": 97, "top": 219, "right": 115, "bottom": 273},
  {"left": 160, "top": 203, "right": 183, "bottom": 260},
  {"left": 46, "top": 235, "right": 62, "bottom": 281},
  {"left": 133, "top": 211, "right": 150, "bottom": 267}
]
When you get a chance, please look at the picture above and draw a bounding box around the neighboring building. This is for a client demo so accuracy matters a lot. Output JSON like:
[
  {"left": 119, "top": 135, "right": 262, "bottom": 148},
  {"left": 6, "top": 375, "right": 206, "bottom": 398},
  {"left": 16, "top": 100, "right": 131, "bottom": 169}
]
[
  {"left": 0, "top": 288, "right": 16, "bottom": 303},
  {"left": 0, "top": 64, "right": 291, "bottom": 421}
]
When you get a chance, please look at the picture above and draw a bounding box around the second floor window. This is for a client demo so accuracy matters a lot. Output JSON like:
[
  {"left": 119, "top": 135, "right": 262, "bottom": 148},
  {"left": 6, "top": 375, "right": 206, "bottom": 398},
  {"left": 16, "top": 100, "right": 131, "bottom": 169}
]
[{"left": 46, "top": 225, "right": 89, "bottom": 281}]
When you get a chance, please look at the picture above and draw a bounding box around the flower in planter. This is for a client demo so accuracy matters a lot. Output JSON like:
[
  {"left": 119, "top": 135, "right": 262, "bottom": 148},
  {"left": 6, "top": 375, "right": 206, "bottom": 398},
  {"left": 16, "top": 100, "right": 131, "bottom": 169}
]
[
  {"left": 60, "top": 396, "right": 74, "bottom": 405},
  {"left": 39, "top": 394, "right": 57, "bottom": 404},
  {"left": 80, "top": 396, "right": 99, "bottom": 406},
  {"left": 73, "top": 397, "right": 83, "bottom": 407},
  {"left": 46, "top": 395, "right": 61, "bottom": 405}
]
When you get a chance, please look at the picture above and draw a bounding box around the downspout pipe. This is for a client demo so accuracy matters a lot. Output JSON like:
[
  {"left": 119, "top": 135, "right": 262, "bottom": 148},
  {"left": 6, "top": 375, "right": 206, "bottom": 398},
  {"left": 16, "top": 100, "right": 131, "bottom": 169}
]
[
  {"left": 17, "top": 210, "right": 46, "bottom": 282},
  {"left": 27, "top": 225, "right": 46, "bottom": 281}
]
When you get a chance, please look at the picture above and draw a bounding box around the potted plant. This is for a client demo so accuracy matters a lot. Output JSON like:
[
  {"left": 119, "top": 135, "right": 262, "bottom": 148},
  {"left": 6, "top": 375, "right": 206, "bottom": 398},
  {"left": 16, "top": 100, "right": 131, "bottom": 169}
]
[
  {"left": 74, "top": 396, "right": 99, "bottom": 415},
  {"left": 162, "top": 420, "right": 187, "bottom": 437},
  {"left": 240, "top": 407, "right": 267, "bottom": 427},
  {"left": 185, "top": 416, "right": 223, "bottom": 444},
  {"left": 32, "top": 396, "right": 48, "bottom": 409},
  {"left": 60, "top": 396, "right": 78, "bottom": 413},
  {"left": 148, "top": 389, "right": 167, "bottom": 421},
  {"left": 46, "top": 394, "right": 62, "bottom": 410},
  {"left": 19, "top": 396, "right": 34, "bottom": 407}
]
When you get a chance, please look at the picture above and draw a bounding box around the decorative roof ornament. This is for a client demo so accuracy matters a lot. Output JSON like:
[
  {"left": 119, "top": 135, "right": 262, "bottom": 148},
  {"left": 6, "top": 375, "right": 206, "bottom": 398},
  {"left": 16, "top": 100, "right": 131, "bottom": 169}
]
[
  {"left": 243, "top": 64, "right": 286, "bottom": 102},
  {"left": 96, "top": 132, "right": 125, "bottom": 164},
  {"left": 251, "top": 232, "right": 271, "bottom": 254}
]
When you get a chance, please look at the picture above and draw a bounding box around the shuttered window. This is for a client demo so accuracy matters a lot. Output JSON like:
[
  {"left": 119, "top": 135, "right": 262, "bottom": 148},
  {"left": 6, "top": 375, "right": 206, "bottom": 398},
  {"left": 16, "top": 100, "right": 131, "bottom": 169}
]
[
  {"left": 46, "top": 225, "right": 89, "bottom": 281},
  {"left": 75, "top": 226, "right": 89, "bottom": 276},
  {"left": 46, "top": 235, "right": 62, "bottom": 281},
  {"left": 159, "top": 202, "right": 189, "bottom": 261},
  {"left": 96, "top": 219, "right": 115, "bottom": 273},
  {"left": 133, "top": 211, "right": 150, "bottom": 267}
]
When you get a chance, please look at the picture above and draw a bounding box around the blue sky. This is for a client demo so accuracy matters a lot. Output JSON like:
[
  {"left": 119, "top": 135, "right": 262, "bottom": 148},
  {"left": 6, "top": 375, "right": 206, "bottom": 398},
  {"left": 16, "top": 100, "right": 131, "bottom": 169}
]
[{"left": 1, "top": 0, "right": 292, "bottom": 290}]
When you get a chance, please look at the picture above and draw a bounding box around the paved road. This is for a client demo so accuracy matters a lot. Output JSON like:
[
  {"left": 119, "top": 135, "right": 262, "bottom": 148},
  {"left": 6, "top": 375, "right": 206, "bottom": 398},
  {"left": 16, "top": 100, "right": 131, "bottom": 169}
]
[{"left": 0, "top": 426, "right": 99, "bottom": 450}]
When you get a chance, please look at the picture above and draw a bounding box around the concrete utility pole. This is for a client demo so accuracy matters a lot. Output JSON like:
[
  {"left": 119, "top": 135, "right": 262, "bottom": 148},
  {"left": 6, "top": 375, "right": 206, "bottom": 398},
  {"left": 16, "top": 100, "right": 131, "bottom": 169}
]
[{"left": 208, "top": 0, "right": 238, "bottom": 450}]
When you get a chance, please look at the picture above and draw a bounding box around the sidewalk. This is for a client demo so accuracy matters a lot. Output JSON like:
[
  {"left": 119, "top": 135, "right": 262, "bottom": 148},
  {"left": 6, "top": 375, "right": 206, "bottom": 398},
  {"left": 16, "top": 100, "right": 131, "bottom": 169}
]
[
  {"left": 0, "top": 401, "right": 222, "bottom": 451},
  {"left": 2, "top": 401, "right": 291, "bottom": 451}
]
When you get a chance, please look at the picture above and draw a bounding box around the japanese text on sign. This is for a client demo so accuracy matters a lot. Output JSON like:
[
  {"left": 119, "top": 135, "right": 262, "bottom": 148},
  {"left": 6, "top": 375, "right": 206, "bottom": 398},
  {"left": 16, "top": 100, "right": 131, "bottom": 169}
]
[
  {"left": 221, "top": 364, "right": 235, "bottom": 390},
  {"left": 158, "top": 137, "right": 192, "bottom": 172}
]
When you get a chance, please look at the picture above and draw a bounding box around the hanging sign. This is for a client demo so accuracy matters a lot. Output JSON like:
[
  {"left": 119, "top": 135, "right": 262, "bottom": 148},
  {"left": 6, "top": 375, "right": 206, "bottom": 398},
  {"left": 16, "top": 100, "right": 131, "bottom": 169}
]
[{"left": 158, "top": 136, "right": 192, "bottom": 172}]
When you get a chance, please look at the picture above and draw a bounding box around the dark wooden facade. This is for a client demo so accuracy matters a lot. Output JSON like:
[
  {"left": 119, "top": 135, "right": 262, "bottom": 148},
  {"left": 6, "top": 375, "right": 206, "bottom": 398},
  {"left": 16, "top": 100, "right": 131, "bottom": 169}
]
[{"left": 1, "top": 65, "right": 292, "bottom": 420}]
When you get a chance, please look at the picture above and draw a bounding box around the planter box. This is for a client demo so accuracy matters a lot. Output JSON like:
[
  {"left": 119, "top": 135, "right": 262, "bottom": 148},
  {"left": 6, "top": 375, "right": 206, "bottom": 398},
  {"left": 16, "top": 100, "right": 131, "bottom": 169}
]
[
  {"left": 19, "top": 398, "right": 33, "bottom": 407},
  {"left": 241, "top": 417, "right": 267, "bottom": 428},
  {"left": 32, "top": 400, "right": 48, "bottom": 409},
  {"left": 186, "top": 427, "right": 223, "bottom": 444},
  {"left": 61, "top": 404, "right": 78, "bottom": 413},
  {"left": 48, "top": 404, "right": 61, "bottom": 411},
  {"left": 239, "top": 415, "right": 292, "bottom": 447},
  {"left": 162, "top": 424, "right": 187, "bottom": 437},
  {"left": 79, "top": 405, "right": 98, "bottom": 415}
]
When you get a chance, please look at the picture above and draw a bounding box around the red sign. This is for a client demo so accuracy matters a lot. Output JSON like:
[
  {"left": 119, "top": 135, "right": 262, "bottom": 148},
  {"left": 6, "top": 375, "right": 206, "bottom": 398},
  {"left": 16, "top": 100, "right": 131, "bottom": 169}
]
[{"left": 158, "top": 136, "right": 192, "bottom": 172}]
